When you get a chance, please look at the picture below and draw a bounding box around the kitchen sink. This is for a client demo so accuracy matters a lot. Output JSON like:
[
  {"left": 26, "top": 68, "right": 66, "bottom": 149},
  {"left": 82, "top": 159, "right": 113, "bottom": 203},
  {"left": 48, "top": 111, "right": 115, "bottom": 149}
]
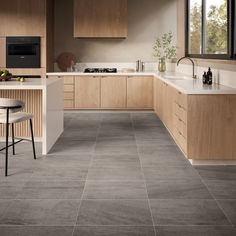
[{"left": 164, "top": 75, "right": 192, "bottom": 80}]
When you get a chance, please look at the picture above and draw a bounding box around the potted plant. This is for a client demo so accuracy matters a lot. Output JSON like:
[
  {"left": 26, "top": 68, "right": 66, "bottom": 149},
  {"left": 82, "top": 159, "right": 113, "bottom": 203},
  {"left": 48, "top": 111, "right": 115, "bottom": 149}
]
[{"left": 153, "top": 32, "right": 177, "bottom": 72}]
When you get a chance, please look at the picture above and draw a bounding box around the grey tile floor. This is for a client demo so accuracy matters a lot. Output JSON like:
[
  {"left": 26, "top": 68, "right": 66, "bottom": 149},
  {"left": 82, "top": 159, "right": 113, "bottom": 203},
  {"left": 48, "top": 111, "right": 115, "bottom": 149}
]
[{"left": 0, "top": 112, "right": 236, "bottom": 236}]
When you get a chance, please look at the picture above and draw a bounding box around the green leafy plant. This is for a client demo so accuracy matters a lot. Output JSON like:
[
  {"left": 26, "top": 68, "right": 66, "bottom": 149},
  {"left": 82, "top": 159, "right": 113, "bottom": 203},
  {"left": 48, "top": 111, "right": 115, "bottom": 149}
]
[{"left": 153, "top": 32, "right": 177, "bottom": 60}]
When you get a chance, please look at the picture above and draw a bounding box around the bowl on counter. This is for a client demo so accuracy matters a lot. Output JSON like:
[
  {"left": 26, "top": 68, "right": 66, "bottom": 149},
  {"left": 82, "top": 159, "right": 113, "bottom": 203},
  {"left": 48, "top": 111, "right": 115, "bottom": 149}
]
[{"left": 0, "top": 76, "right": 12, "bottom": 82}]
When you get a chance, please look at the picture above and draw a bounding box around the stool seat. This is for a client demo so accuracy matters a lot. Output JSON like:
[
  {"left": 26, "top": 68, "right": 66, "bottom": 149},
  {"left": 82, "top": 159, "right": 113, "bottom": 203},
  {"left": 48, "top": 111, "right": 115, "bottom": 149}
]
[
  {"left": 0, "top": 112, "right": 33, "bottom": 124},
  {"left": 0, "top": 98, "right": 36, "bottom": 176}
]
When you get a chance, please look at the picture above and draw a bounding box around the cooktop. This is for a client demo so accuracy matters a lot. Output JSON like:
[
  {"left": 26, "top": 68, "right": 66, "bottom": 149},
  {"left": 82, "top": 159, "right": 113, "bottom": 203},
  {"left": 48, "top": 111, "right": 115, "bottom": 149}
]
[{"left": 84, "top": 68, "right": 117, "bottom": 73}]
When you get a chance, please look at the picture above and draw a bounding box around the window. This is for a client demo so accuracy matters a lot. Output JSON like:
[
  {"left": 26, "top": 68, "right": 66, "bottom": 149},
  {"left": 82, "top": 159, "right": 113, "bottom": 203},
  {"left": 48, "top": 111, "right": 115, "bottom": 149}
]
[
  {"left": 187, "top": 0, "right": 235, "bottom": 59},
  {"left": 234, "top": 1, "right": 236, "bottom": 57}
]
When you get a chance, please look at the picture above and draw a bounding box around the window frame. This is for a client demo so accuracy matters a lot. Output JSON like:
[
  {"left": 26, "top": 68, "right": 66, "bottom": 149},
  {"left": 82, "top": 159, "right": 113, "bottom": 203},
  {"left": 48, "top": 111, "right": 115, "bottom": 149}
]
[{"left": 186, "top": 0, "right": 235, "bottom": 60}]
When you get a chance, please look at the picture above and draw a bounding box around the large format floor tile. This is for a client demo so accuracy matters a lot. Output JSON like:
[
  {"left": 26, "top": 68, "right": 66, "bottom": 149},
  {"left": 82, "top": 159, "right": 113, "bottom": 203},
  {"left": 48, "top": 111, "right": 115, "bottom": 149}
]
[
  {"left": 73, "top": 226, "right": 156, "bottom": 236},
  {"left": 204, "top": 180, "right": 236, "bottom": 199},
  {"left": 195, "top": 166, "right": 236, "bottom": 181},
  {"left": 87, "top": 167, "right": 144, "bottom": 181},
  {"left": 0, "top": 182, "right": 25, "bottom": 199},
  {"left": 95, "top": 145, "right": 138, "bottom": 155},
  {"left": 1, "top": 112, "right": 235, "bottom": 236},
  {"left": 146, "top": 180, "right": 212, "bottom": 199},
  {"left": 0, "top": 226, "right": 73, "bottom": 236},
  {"left": 30, "top": 165, "right": 89, "bottom": 181},
  {"left": 217, "top": 200, "right": 236, "bottom": 225},
  {"left": 50, "top": 140, "right": 96, "bottom": 155},
  {"left": 0, "top": 199, "right": 80, "bottom": 226},
  {"left": 150, "top": 199, "right": 230, "bottom": 226},
  {"left": 156, "top": 226, "right": 236, "bottom": 236},
  {"left": 77, "top": 200, "right": 153, "bottom": 226},
  {"left": 143, "top": 166, "right": 200, "bottom": 181},
  {"left": 17, "top": 181, "right": 85, "bottom": 199},
  {"left": 83, "top": 181, "right": 147, "bottom": 199},
  {"left": 91, "top": 154, "right": 141, "bottom": 168}
]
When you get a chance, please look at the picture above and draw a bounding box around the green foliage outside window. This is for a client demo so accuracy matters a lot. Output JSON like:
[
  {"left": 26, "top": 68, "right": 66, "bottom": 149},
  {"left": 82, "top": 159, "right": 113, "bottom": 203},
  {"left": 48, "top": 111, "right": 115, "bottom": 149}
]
[{"left": 189, "top": 0, "right": 228, "bottom": 55}]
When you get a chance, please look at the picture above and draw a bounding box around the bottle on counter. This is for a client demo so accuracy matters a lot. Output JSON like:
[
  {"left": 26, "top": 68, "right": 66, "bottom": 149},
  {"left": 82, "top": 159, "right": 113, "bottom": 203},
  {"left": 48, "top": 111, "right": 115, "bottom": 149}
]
[
  {"left": 141, "top": 62, "right": 145, "bottom": 72},
  {"left": 202, "top": 72, "right": 207, "bottom": 84},
  {"left": 207, "top": 67, "right": 213, "bottom": 85},
  {"left": 136, "top": 60, "right": 142, "bottom": 72}
]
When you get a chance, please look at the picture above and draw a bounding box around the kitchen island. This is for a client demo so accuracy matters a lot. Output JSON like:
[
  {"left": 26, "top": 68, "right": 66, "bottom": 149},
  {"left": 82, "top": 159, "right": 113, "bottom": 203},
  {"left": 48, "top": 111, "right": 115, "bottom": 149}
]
[{"left": 0, "top": 78, "right": 64, "bottom": 155}]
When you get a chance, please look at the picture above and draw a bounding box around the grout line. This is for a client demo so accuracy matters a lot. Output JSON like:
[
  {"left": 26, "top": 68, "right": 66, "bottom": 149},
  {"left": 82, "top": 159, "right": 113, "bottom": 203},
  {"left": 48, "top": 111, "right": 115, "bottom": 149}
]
[
  {"left": 130, "top": 112, "right": 157, "bottom": 236},
  {"left": 193, "top": 168, "right": 234, "bottom": 227},
  {"left": 71, "top": 113, "right": 103, "bottom": 236}
]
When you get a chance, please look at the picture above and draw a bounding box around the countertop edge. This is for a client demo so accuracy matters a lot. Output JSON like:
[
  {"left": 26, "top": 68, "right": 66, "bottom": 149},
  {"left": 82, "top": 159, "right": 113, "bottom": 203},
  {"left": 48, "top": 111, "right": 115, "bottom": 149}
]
[{"left": 46, "top": 72, "right": 236, "bottom": 95}]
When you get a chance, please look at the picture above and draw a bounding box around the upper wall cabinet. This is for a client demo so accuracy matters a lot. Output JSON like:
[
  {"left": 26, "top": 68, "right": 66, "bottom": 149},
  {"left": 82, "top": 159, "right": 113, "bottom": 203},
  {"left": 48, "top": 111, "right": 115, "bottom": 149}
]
[
  {"left": 74, "top": 0, "right": 127, "bottom": 38},
  {"left": 0, "top": 0, "right": 47, "bottom": 36}
]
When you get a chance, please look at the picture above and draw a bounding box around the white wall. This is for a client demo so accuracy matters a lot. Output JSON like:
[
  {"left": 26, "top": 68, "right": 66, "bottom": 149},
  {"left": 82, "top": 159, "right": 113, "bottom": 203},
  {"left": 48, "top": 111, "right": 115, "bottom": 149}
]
[{"left": 54, "top": 0, "right": 177, "bottom": 63}]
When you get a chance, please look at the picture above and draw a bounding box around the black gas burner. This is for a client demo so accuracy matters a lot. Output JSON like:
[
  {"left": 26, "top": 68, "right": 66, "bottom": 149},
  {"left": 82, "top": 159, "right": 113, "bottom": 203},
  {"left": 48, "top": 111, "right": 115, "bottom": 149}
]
[{"left": 84, "top": 68, "right": 117, "bottom": 73}]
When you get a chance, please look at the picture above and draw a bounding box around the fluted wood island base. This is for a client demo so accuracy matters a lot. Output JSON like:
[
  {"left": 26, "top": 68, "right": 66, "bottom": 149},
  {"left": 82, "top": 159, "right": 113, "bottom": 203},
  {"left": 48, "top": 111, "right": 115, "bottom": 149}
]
[{"left": 0, "top": 78, "right": 64, "bottom": 155}]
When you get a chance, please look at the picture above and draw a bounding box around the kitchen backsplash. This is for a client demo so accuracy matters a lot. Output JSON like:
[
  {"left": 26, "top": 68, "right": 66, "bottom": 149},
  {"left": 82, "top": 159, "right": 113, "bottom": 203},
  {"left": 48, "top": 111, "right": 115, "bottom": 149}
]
[
  {"left": 54, "top": 61, "right": 236, "bottom": 89},
  {"left": 176, "top": 64, "right": 236, "bottom": 89}
]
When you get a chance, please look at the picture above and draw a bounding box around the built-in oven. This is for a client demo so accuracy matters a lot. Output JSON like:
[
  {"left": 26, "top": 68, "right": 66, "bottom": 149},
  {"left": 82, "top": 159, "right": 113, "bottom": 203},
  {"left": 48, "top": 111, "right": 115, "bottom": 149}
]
[{"left": 6, "top": 37, "right": 40, "bottom": 68}]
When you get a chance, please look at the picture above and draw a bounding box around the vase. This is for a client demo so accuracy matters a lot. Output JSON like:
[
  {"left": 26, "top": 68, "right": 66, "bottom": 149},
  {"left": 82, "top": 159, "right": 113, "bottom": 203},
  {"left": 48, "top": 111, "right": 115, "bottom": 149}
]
[{"left": 158, "top": 58, "right": 166, "bottom": 72}]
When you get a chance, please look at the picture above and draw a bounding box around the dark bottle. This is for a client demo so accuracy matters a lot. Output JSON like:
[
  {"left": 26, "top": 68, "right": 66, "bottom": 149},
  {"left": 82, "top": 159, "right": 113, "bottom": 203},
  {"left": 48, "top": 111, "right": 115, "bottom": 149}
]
[
  {"left": 207, "top": 67, "right": 212, "bottom": 85},
  {"left": 202, "top": 72, "right": 207, "bottom": 84}
]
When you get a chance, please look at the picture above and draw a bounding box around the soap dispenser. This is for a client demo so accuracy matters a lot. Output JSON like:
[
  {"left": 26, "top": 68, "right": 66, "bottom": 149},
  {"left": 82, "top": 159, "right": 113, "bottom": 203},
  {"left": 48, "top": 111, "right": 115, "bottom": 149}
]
[
  {"left": 202, "top": 72, "right": 207, "bottom": 84},
  {"left": 207, "top": 67, "right": 213, "bottom": 85}
]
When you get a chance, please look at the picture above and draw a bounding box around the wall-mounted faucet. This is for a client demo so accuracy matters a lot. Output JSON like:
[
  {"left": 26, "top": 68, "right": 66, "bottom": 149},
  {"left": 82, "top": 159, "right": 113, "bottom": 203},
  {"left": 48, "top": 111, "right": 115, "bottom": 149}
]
[{"left": 177, "top": 57, "right": 197, "bottom": 79}]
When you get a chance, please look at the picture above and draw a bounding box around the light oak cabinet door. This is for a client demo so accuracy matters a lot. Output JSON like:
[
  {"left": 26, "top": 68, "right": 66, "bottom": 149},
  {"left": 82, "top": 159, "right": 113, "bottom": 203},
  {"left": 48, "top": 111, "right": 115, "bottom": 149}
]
[
  {"left": 0, "top": 0, "right": 46, "bottom": 36},
  {"left": 154, "top": 79, "right": 164, "bottom": 120},
  {"left": 75, "top": 76, "right": 101, "bottom": 108},
  {"left": 127, "top": 76, "right": 153, "bottom": 109},
  {"left": 101, "top": 76, "right": 127, "bottom": 108},
  {"left": 162, "top": 83, "right": 175, "bottom": 133},
  {"left": 74, "top": 0, "right": 127, "bottom": 38}
]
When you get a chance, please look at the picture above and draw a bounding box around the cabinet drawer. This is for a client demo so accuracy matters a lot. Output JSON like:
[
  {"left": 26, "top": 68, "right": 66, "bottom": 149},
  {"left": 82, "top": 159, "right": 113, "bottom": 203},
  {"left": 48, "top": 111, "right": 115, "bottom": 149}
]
[
  {"left": 174, "top": 127, "right": 187, "bottom": 154},
  {"left": 64, "top": 92, "right": 74, "bottom": 100},
  {"left": 64, "top": 100, "right": 74, "bottom": 109},
  {"left": 174, "top": 114, "right": 187, "bottom": 138},
  {"left": 176, "top": 90, "right": 187, "bottom": 109},
  {"left": 64, "top": 76, "right": 74, "bottom": 85},
  {"left": 64, "top": 84, "right": 74, "bottom": 92},
  {"left": 178, "top": 131, "right": 187, "bottom": 154},
  {"left": 174, "top": 102, "right": 187, "bottom": 124}
]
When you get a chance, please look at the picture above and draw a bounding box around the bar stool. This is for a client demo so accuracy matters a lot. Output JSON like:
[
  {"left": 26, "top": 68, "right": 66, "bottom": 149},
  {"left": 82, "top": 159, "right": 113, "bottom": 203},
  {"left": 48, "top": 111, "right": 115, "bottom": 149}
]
[{"left": 0, "top": 98, "right": 36, "bottom": 176}]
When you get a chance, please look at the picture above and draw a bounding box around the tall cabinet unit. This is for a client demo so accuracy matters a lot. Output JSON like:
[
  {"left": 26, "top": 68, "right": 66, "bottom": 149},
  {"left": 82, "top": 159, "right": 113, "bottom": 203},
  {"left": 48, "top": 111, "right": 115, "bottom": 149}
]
[
  {"left": 0, "top": 0, "right": 54, "bottom": 77},
  {"left": 74, "top": 0, "right": 127, "bottom": 38}
]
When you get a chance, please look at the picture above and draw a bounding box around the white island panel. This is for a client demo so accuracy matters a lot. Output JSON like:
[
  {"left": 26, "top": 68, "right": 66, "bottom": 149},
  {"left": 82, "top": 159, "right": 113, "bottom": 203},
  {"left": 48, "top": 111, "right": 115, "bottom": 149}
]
[{"left": 0, "top": 78, "right": 64, "bottom": 155}]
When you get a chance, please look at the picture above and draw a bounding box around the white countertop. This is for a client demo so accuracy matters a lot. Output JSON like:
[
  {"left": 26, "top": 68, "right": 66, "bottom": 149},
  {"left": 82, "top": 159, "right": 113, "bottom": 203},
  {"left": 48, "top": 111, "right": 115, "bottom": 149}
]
[
  {"left": 47, "top": 72, "right": 154, "bottom": 77},
  {"left": 46, "top": 72, "right": 236, "bottom": 95},
  {"left": 0, "top": 78, "right": 61, "bottom": 90}
]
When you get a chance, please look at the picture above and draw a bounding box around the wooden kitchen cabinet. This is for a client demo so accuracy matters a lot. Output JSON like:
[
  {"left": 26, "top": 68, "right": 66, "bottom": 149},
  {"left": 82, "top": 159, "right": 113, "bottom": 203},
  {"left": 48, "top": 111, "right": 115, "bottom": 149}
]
[
  {"left": 63, "top": 76, "right": 75, "bottom": 109},
  {"left": 172, "top": 89, "right": 188, "bottom": 154},
  {"left": 127, "top": 76, "right": 153, "bottom": 109},
  {"left": 0, "top": 0, "right": 54, "bottom": 77},
  {"left": 74, "top": 0, "right": 127, "bottom": 38},
  {"left": 74, "top": 76, "right": 101, "bottom": 108},
  {"left": 154, "top": 79, "right": 164, "bottom": 119},
  {"left": 163, "top": 83, "right": 175, "bottom": 133},
  {"left": 0, "top": 0, "right": 46, "bottom": 36},
  {"left": 101, "top": 76, "right": 127, "bottom": 108},
  {"left": 155, "top": 79, "right": 175, "bottom": 133}
]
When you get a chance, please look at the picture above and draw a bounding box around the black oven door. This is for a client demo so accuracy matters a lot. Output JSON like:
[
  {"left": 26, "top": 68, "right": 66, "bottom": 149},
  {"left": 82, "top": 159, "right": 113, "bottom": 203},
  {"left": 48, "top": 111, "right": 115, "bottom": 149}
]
[{"left": 6, "top": 37, "right": 40, "bottom": 68}]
